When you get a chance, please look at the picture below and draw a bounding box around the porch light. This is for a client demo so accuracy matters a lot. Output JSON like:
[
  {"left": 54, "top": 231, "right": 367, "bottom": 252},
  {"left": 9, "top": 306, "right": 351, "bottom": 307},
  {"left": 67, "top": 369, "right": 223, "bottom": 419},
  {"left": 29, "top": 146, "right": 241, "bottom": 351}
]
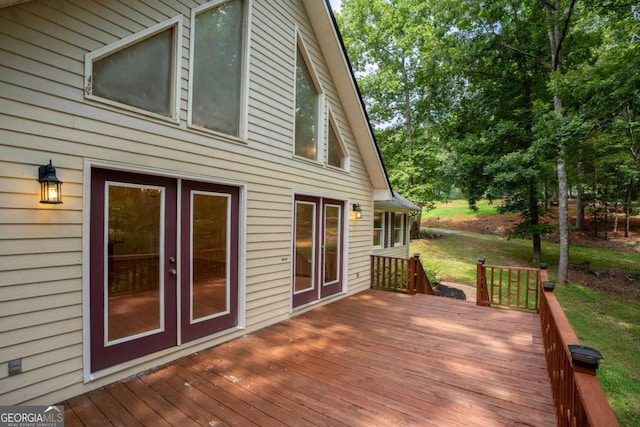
[
  {"left": 352, "top": 203, "right": 363, "bottom": 219},
  {"left": 569, "top": 345, "right": 603, "bottom": 370},
  {"left": 38, "top": 160, "right": 63, "bottom": 204}
]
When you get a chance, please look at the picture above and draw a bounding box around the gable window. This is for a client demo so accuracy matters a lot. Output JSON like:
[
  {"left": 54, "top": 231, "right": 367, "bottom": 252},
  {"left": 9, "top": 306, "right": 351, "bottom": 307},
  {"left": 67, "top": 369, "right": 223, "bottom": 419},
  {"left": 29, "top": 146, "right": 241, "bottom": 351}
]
[
  {"left": 190, "top": 0, "right": 246, "bottom": 137},
  {"left": 327, "top": 113, "right": 349, "bottom": 170},
  {"left": 85, "top": 18, "right": 181, "bottom": 120},
  {"left": 295, "top": 41, "right": 322, "bottom": 161},
  {"left": 373, "top": 211, "right": 384, "bottom": 248}
]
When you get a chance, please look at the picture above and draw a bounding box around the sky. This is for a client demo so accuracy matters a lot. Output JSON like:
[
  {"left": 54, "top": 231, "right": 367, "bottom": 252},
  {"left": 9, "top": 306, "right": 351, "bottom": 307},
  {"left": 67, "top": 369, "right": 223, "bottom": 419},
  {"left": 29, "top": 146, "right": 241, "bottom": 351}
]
[{"left": 329, "top": 0, "right": 341, "bottom": 12}]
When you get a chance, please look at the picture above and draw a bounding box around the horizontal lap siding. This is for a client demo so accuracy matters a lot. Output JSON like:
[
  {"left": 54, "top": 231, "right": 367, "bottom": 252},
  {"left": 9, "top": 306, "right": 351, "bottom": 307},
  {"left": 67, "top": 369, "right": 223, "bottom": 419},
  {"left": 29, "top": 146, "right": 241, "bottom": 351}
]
[{"left": 0, "top": 0, "right": 374, "bottom": 405}]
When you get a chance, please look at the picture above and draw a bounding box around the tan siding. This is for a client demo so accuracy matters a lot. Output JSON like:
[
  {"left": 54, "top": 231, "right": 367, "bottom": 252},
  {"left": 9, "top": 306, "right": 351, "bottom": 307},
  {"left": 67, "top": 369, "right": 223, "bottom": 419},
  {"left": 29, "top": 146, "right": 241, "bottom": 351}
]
[{"left": 0, "top": 0, "right": 380, "bottom": 405}]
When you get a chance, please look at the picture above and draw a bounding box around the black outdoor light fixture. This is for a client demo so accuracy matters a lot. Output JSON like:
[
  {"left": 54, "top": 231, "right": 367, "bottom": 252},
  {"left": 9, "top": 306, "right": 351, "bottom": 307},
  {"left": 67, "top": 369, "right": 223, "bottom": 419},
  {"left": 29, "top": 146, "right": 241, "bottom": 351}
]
[
  {"left": 38, "top": 160, "right": 63, "bottom": 204},
  {"left": 569, "top": 345, "right": 604, "bottom": 370},
  {"left": 352, "top": 203, "right": 363, "bottom": 219}
]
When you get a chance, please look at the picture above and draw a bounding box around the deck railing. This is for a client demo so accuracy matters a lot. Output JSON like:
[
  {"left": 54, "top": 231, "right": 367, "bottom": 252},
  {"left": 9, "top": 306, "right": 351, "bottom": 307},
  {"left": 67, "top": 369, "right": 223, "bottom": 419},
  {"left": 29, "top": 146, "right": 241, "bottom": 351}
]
[
  {"left": 370, "top": 254, "right": 434, "bottom": 295},
  {"left": 475, "top": 259, "right": 540, "bottom": 312},
  {"left": 476, "top": 259, "right": 619, "bottom": 426},
  {"left": 538, "top": 268, "right": 619, "bottom": 427}
]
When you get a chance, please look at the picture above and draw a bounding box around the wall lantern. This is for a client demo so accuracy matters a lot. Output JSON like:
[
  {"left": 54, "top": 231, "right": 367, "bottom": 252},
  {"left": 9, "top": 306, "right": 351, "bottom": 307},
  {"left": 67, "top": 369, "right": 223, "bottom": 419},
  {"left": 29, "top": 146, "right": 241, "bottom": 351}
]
[
  {"left": 38, "top": 160, "right": 63, "bottom": 204},
  {"left": 352, "top": 203, "right": 363, "bottom": 219},
  {"left": 568, "top": 345, "right": 604, "bottom": 370}
]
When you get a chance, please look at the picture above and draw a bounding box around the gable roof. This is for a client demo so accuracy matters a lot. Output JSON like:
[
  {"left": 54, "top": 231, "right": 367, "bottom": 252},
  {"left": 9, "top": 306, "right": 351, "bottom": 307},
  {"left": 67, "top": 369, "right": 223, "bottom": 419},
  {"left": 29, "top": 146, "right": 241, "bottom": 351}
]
[{"left": 0, "top": 0, "right": 394, "bottom": 200}]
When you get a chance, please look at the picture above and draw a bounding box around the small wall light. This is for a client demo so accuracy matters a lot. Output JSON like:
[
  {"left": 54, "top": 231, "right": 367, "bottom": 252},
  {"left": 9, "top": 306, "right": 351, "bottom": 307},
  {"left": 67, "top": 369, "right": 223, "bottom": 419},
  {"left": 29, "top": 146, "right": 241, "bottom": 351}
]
[
  {"left": 38, "top": 160, "right": 63, "bottom": 204},
  {"left": 568, "top": 345, "right": 604, "bottom": 370},
  {"left": 352, "top": 203, "right": 363, "bottom": 219}
]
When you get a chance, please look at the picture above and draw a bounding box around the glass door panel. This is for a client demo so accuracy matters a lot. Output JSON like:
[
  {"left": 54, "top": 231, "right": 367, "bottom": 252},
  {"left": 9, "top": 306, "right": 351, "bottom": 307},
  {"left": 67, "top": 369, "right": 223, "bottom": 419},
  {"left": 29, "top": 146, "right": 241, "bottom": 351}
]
[
  {"left": 323, "top": 204, "right": 340, "bottom": 285},
  {"left": 294, "top": 201, "right": 316, "bottom": 293},
  {"left": 191, "top": 191, "right": 229, "bottom": 321},
  {"left": 106, "top": 183, "right": 163, "bottom": 343}
]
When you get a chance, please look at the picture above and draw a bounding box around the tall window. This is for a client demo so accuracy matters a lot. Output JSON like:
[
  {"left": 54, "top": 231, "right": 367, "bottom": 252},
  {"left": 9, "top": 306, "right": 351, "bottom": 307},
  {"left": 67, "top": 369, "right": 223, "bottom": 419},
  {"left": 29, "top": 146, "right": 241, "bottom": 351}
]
[
  {"left": 373, "top": 211, "right": 384, "bottom": 248},
  {"left": 295, "top": 47, "right": 320, "bottom": 160},
  {"left": 394, "top": 213, "right": 405, "bottom": 246},
  {"left": 85, "top": 18, "right": 180, "bottom": 119},
  {"left": 191, "top": 0, "right": 245, "bottom": 136}
]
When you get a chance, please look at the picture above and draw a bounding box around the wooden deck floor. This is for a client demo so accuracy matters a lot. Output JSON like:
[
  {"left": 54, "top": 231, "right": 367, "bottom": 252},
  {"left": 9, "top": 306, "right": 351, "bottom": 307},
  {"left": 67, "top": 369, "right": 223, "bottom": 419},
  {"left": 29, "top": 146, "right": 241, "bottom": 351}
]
[{"left": 62, "top": 290, "right": 557, "bottom": 426}]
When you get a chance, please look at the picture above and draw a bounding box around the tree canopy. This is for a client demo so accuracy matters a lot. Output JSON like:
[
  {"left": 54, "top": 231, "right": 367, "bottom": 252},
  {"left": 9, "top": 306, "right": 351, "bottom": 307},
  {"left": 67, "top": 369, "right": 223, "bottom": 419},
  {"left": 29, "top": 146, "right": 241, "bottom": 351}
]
[{"left": 336, "top": 0, "right": 640, "bottom": 270}]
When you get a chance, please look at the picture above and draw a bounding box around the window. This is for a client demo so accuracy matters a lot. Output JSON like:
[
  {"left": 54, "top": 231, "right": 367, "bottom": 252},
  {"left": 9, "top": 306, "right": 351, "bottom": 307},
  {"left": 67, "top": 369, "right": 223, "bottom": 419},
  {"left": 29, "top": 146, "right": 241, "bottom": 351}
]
[
  {"left": 327, "top": 113, "right": 348, "bottom": 170},
  {"left": 394, "top": 213, "right": 405, "bottom": 246},
  {"left": 190, "top": 0, "right": 245, "bottom": 136},
  {"left": 85, "top": 18, "right": 181, "bottom": 119},
  {"left": 295, "top": 42, "right": 322, "bottom": 161},
  {"left": 373, "top": 211, "right": 384, "bottom": 248}
]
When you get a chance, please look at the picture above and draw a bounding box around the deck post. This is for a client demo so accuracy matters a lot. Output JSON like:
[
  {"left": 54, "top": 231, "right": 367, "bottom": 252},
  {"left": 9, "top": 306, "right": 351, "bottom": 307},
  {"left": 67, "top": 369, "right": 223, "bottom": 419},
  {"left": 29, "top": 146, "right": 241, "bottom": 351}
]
[
  {"left": 413, "top": 253, "right": 425, "bottom": 294},
  {"left": 476, "top": 258, "right": 490, "bottom": 306},
  {"left": 407, "top": 255, "right": 416, "bottom": 295}
]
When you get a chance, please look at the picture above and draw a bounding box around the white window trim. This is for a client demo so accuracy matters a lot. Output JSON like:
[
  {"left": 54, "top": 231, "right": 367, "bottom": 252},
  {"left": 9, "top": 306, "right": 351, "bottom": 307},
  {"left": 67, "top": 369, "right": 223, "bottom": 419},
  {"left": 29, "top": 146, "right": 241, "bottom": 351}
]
[
  {"left": 327, "top": 110, "right": 350, "bottom": 172},
  {"left": 187, "top": 0, "right": 252, "bottom": 141},
  {"left": 293, "top": 27, "right": 325, "bottom": 165},
  {"left": 84, "top": 16, "right": 183, "bottom": 123}
]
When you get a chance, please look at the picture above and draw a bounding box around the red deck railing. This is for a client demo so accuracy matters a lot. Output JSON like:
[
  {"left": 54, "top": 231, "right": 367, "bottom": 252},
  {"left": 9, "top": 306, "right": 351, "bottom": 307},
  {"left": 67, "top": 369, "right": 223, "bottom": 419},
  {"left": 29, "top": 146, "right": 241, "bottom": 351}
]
[
  {"left": 475, "top": 259, "right": 540, "bottom": 312},
  {"left": 538, "top": 268, "right": 619, "bottom": 427},
  {"left": 476, "top": 259, "right": 619, "bottom": 426},
  {"left": 370, "top": 254, "right": 434, "bottom": 295}
]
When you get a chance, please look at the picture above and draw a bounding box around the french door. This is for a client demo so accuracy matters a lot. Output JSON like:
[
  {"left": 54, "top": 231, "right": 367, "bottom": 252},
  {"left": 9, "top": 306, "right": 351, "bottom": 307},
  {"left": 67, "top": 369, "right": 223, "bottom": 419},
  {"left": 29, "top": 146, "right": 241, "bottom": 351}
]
[
  {"left": 292, "top": 195, "right": 344, "bottom": 308},
  {"left": 90, "top": 169, "right": 238, "bottom": 372}
]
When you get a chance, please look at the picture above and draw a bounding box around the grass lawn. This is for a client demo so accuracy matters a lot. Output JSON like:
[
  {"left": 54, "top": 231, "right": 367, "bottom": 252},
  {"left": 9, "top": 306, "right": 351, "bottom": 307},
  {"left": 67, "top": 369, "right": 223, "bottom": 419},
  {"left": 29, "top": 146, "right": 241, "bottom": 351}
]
[
  {"left": 422, "top": 199, "right": 500, "bottom": 220},
  {"left": 412, "top": 200, "right": 640, "bottom": 426}
]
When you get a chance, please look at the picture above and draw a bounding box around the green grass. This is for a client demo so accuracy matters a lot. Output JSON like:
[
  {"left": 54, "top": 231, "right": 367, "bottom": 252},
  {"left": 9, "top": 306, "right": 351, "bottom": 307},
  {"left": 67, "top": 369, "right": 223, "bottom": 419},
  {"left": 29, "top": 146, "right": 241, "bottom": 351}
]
[
  {"left": 422, "top": 199, "right": 500, "bottom": 220},
  {"left": 412, "top": 201, "right": 640, "bottom": 425},
  {"left": 555, "top": 285, "right": 640, "bottom": 427}
]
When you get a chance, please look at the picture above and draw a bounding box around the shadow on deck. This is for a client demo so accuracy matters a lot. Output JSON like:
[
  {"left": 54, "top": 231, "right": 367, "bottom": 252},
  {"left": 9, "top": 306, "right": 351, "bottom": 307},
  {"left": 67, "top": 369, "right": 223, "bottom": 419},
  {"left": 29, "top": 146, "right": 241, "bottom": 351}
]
[{"left": 63, "top": 290, "right": 556, "bottom": 426}]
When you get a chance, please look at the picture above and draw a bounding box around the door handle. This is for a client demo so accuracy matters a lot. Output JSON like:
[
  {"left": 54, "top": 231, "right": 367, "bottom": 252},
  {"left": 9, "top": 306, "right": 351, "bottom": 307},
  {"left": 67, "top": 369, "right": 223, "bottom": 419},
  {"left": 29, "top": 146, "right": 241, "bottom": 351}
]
[{"left": 169, "top": 268, "right": 177, "bottom": 275}]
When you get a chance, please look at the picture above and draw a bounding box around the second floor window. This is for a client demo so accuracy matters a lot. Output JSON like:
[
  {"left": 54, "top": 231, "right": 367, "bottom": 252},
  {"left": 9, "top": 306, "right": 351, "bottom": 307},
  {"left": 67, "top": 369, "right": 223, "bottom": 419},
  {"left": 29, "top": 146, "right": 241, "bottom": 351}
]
[
  {"left": 191, "top": 0, "right": 245, "bottom": 136},
  {"left": 295, "top": 48, "right": 320, "bottom": 161}
]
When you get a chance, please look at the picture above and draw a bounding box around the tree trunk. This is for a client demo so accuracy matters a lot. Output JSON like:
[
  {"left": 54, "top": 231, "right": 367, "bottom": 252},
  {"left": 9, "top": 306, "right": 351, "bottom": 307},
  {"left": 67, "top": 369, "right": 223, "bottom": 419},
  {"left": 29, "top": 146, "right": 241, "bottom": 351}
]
[
  {"left": 576, "top": 161, "right": 585, "bottom": 231},
  {"left": 529, "top": 181, "right": 542, "bottom": 263},
  {"left": 544, "top": 0, "right": 575, "bottom": 284}
]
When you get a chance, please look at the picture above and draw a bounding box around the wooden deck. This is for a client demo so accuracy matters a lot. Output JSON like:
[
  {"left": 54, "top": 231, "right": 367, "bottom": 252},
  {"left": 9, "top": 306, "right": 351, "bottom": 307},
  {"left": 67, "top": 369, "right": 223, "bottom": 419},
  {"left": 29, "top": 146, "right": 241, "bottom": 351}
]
[{"left": 62, "top": 290, "right": 557, "bottom": 426}]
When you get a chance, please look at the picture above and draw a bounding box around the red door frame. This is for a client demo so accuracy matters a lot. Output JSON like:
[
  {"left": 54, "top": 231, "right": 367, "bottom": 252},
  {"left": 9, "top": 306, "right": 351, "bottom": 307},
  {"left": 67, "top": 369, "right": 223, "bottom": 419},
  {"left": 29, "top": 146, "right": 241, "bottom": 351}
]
[
  {"left": 292, "top": 195, "right": 344, "bottom": 308},
  {"left": 90, "top": 169, "right": 178, "bottom": 372}
]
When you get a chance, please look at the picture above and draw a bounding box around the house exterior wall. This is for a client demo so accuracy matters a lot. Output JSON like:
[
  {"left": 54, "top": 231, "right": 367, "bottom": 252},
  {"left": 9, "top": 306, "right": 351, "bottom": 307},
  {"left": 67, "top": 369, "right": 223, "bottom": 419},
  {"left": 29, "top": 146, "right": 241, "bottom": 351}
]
[
  {"left": 372, "top": 211, "right": 412, "bottom": 258},
  {"left": 0, "top": 0, "right": 378, "bottom": 405}
]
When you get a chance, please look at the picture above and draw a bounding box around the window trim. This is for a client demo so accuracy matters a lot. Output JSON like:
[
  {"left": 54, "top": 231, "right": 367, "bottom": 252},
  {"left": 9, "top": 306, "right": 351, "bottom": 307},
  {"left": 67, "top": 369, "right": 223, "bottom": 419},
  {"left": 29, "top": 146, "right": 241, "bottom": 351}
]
[
  {"left": 187, "top": 0, "right": 251, "bottom": 141},
  {"left": 327, "top": 110, "right": 350, "bottom": 172},
  {"left": 293, "top": 29, "right": 325, "bottom": 164},
  {"left": 84, "top": 16, "right": 182, "bottom": 123}
]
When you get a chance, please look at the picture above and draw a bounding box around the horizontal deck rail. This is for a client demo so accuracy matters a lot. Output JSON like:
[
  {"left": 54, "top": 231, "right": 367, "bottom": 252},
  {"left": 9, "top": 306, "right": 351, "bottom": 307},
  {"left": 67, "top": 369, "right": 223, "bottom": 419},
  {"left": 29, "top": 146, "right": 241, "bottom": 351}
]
[{"left": 370, "top": 254, "right": 433, "bottom": 295}]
